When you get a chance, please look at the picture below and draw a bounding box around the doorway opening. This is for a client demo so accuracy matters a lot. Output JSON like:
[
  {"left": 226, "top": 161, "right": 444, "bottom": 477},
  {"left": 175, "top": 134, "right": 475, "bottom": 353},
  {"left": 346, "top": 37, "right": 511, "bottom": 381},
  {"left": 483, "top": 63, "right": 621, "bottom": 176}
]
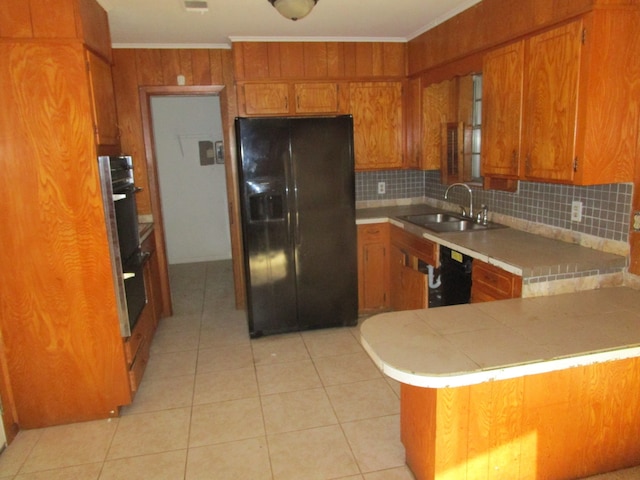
[{"left": 150, "top": 95, "right": 231, "bottom": 265}]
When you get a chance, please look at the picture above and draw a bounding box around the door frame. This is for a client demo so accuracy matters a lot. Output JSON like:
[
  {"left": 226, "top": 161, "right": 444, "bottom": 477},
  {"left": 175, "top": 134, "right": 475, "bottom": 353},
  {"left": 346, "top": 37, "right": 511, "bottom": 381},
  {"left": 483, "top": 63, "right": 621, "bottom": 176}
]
[{"left": 138, "top": 85, "right": 245, "bottom": 311}]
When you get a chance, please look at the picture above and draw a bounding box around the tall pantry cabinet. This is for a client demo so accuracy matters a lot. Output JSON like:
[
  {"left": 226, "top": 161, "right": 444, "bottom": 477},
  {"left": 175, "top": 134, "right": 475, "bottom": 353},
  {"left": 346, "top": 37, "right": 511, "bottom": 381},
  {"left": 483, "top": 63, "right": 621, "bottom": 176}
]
[{"left": 0, "top": 0, "right": 133, "bottom": 432}]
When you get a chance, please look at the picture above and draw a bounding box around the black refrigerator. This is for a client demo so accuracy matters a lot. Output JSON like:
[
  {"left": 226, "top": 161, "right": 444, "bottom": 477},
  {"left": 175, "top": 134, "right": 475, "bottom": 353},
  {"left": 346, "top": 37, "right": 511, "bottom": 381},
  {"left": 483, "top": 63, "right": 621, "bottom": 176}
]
[{"left": 235, "top": 115, "right": 358, "bottom": 338}]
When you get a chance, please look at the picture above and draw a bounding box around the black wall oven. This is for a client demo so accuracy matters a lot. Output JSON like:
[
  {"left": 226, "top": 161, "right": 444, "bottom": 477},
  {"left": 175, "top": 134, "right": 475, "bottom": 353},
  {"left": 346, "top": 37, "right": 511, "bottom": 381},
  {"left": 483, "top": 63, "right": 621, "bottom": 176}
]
[{"left": 98, "top": 155, "right": 148, "bottom": 336}]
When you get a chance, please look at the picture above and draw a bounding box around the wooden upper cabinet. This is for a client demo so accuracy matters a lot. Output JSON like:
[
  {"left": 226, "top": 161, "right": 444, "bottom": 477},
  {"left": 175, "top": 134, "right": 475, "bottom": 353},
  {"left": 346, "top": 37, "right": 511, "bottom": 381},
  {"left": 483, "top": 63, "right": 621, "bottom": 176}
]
[
  {"left": 240, "top": 82, "right": 347, "bottom": 116},
  {"left": 404, "top": 76, "right": 422, "bottom": 169},
  {"left": 86, "top": 50, "right": 119, "bottom": 146},
  {"left": 0, "top": 0, "right": 112, "bottom": 61},
  {"left": 422, "top": 79, "right": 455, "bottom": 171},
  {"left": 480, "top": 9, "right": 638, "bottom": 187},
  {"left": 521, "top": 20, "right": 582, "bottom": 183},
  {"left": 350, "top": 82, "right": 404, "bottom": 171},
  {"left": 294, "top": 83, "right": 340, "bottom": 113},
  {"left": 481, "top": 40, "right": 524, "bottom": 184},
  {"left": 242, "top": 83, "right": 290, "bottom": 115}
]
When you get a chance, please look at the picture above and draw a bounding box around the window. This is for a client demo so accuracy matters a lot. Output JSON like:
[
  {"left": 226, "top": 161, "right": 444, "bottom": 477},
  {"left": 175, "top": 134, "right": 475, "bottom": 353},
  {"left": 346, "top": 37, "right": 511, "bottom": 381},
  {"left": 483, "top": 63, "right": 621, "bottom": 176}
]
[{"left": 470, "top": 74, "right": 482, "bottom": 182}]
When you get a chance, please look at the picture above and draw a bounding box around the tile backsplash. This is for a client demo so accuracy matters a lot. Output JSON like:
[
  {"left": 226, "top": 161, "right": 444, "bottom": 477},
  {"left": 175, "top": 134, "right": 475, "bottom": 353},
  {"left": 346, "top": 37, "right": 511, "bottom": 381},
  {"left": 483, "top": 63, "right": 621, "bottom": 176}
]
[{"left": 356, "top": 170, "right": 633, "bottom": 243}]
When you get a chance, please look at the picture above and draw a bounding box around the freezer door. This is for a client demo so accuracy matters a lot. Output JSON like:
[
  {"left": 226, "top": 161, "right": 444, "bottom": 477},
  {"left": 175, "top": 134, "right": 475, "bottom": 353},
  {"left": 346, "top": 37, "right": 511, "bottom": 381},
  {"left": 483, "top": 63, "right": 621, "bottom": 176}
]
[
  {"left": 236, "top": 118, "right": 297, "bottom": 337},
  {"left": 290, "top": 116, "right": 358, "bottom": 330}
]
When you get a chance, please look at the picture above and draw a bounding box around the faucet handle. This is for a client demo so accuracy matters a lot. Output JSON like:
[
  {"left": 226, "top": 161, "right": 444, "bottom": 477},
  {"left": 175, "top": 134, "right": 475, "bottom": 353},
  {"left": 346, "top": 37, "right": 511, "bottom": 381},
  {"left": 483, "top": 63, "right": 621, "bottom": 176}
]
[{"left": 477, "top": 205, "right": 489, "bottom": 225}]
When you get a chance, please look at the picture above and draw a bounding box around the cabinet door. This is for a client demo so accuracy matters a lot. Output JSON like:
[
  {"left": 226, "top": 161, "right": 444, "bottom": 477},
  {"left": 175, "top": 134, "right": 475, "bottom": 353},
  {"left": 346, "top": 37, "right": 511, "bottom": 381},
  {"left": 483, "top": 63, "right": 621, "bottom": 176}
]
[
  {"left": 482, "top": 40, "right": 524, "bottom": 180},
  {"left": 390, "top": 245, "right": 427, "bottom": 311},
  {"left": 141, "top": 232, "right": 162, "bottom": 328},
  {"left": 357, "top": 224, "right": 389, "bottom": 313},
  {"left": 422, "top": 79, "right": 455, "bottom": 171},
  {"left": 522, "top": 20, "right": 582, "bottom": 183},
  {"left": 243, "top": 83, "right": 290, "bottom": 115},
  {"left": 350, "top": 82, "right": 403, "bottom": 171},
  {"left": 86, "top": 50, "right": 119, "bottom": 146},
  {"left": 294, "top": 83, "right": 339, "bottom": 113},
  {"left": 405, "top": 76, "right": 421, "bottom": 169}
]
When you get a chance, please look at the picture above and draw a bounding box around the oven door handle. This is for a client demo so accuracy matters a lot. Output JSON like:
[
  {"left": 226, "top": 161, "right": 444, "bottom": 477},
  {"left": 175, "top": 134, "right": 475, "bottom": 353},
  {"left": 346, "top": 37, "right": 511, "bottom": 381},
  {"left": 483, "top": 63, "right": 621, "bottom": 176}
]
[
  {"left": 123, "top": 272, "right": 136, "bottom": 280},
  {"left": 113, "top": 193, "right": 127, "bottom": 202}
]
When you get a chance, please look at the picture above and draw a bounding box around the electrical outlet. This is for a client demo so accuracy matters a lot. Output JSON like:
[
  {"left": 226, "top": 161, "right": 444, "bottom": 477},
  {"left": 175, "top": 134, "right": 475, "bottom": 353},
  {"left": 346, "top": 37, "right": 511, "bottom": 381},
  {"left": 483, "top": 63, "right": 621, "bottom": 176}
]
[
  {"left": 377, "top": 182, "right": 386, "bottom": 195},
  {"left": 571, "top": 200, "right": 583, "bottom": 222}
]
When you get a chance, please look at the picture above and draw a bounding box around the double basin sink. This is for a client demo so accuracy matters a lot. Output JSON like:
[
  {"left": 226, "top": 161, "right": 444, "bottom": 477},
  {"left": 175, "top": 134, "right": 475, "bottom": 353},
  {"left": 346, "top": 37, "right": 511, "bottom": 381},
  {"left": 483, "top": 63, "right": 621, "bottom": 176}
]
[{"left": 398, "top": 212, "right": 507, "bottom": 233}]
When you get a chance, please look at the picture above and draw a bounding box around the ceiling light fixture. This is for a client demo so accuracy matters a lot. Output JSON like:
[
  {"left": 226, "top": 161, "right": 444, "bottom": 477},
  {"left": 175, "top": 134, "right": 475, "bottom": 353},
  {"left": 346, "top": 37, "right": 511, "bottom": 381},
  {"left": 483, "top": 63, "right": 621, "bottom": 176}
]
[{"left": 268, "top": 0, "right": 318, "bottom": 21}]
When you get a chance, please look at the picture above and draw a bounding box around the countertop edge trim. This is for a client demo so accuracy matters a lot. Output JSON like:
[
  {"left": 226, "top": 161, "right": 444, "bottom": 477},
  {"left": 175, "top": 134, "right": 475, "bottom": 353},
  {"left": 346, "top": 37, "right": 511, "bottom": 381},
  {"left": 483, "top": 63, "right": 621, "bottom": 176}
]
[{"left": 360, "top": 334, "right": 640, "bottom": 389}]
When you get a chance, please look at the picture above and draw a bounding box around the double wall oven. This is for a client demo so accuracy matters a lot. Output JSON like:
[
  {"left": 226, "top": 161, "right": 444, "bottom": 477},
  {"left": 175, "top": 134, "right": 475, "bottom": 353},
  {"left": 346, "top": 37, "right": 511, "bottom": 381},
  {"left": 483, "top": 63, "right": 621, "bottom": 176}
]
[{"left": 98, "top": 155, "right": 148, "bottom": 337}]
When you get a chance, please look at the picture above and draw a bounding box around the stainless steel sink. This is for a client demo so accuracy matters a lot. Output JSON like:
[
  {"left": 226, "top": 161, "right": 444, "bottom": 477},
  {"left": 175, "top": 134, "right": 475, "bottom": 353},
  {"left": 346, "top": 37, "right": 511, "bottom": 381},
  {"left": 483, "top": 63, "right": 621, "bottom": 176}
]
[
  {"left": 398, "top": 213, "right": 463, "bottom": 224},
  {"left": 398, "top": 213, "right": 507, "bottom": 233},
  {"left": 424, "top": 220, "right": 491, "bottom": 232}
]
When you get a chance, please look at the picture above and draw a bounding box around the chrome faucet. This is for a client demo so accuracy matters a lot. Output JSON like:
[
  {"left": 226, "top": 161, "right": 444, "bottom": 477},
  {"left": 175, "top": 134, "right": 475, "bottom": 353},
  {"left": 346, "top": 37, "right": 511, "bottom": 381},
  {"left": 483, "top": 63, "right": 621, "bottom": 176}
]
[{"left": 444, "top": 183, "right": 474, "bottom": 219}]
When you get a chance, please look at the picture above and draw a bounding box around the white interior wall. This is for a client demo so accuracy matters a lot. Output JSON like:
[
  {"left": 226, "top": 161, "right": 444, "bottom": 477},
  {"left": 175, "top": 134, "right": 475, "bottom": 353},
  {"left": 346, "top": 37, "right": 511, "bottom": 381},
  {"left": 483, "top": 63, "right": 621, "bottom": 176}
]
[{"left": 151, "top": 95, "right": 231, "bottom": 264}]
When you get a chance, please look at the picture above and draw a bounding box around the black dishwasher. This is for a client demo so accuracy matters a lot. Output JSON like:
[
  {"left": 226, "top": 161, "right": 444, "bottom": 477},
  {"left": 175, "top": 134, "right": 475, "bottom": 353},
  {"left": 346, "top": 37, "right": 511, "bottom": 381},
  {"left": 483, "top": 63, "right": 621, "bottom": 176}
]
[{"left": 440, "top": 246, "right": 473, "bottom": 305}]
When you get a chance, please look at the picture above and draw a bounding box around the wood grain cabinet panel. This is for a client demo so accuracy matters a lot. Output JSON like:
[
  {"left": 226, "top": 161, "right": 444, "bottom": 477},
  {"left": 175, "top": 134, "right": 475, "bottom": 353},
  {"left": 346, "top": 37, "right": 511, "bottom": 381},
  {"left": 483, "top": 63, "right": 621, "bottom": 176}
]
[
  {"left": 0, "top": 41, "right": 131, "bottom": 429},
  {"left": 422, "top": 79, "right": 455, "bottom": 171},
  {"left": 143, "top": 232, "right": 163, "bottom": 328},
  {"left": 390, "top": 245, "right": 428, "bottom": 311},
  {"left": 481, "top": 10, "right": 639, "bottom": 187},
  {"left": 241, "top": 83, "right": 290, "bottom": 115},
  {"left": 86, "top": 50, "right": 119, "bottom": 146},
  {"left": 389, "top": 226, "right": 437, "bottom": 311},
  {"left": 405, "top": 76, "right": 422, "bottom": 170},
  {"left": 471, "top": 260, "right": 522, "bottom": 303},
  {"left": 481, "top": 40, "right": 524, "bottom": 186},
  {"left": 357, "top": 224, "right": 390, "bottom": 313},
  {"left": 293, "top": 82, "right": 340, "bottom": 113},
  {"left": 350, "top": 82, "right": 404, "bottom": 171},
  {"left": 390, "top": 225, "right": 438, "bottom": 267},
  {"left": 522, "top": 20, "right": 582, "bottom": 183}
]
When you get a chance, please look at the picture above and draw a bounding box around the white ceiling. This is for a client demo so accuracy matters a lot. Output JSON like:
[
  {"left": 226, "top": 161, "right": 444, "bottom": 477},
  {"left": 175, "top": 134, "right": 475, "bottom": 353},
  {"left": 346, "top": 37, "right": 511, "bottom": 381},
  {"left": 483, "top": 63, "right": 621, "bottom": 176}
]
[{"left": 96, "top": 0, "right": 482, "bottom": 48}]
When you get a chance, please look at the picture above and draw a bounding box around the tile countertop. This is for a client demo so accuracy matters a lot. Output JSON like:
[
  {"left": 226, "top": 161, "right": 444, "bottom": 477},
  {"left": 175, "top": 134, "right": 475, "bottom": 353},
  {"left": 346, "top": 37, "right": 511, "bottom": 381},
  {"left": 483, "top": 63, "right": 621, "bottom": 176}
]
[
  {"left": 360, "top": 287, "right": 640, "bottom": 389},
  {"left": 356, "top": 205, "right": 627, "bottom": 279}
]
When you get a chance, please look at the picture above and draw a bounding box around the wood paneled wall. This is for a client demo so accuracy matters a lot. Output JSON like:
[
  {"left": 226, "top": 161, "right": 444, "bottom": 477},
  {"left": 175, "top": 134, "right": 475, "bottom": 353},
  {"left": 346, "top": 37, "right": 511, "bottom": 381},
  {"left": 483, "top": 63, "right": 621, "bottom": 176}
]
[
  {"left": 111, "top": 48, "right": 235, "bottom": 213},
  {"left": 406, "top": 0, "right": 637, "bottom": 76},
  {"left": 234, "top": 41, "right": 406, "bottom": 80},
  {"left": 110, "top": 48, "right": 244, "bottom": 308}
]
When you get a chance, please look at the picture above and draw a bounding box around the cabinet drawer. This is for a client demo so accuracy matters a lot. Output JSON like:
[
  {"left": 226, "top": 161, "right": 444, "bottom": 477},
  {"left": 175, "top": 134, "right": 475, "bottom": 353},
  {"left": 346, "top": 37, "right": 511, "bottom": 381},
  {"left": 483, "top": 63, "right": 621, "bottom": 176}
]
[
  {"left": 123, "top": 302, "right": 154, "bottom": 367},
  {"left": 471, "top": 260, "right": 522, "bottom": 302},
  {"left": 129, "top": 338, "right": 150, "bottom": 393},
  {"left": 124, "top": 328, "right": 144, "bottom": 366},
  {"left": 390, "top": 225, "right": 438, "bottom": 266},
  {"left": 358, "top": 223, "right": 389, "bottom": 242}
]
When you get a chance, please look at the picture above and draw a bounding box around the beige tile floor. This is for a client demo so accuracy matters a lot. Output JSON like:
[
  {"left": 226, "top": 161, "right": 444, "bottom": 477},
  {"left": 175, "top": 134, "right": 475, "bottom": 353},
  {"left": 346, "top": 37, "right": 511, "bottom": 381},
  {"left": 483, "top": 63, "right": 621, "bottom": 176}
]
[{"left": 0, "top": 259, "right": 638, "bottom": 479}]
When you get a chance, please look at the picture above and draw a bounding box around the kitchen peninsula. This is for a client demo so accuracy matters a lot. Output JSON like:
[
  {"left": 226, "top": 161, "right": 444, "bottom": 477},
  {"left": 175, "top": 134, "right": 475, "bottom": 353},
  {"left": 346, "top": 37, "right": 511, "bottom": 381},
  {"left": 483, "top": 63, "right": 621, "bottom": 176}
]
[{"left": 360, "top": 288, "right": 640, "bottom": 480}]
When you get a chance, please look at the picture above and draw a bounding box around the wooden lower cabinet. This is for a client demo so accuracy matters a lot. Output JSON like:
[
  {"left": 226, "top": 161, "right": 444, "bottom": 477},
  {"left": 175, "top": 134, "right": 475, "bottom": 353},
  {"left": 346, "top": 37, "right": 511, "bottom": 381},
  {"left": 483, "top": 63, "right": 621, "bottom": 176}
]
[
  {"left": 357, "top": 223, "right": 390, "bottom": 313},
  {"left": 471, "top": 259, "right": 522, "bottom": 303},
  {"left": 124, "top": 304, "right": 154, "bottom": 393},
  {"left": 390, "top": 245, "right": 428, "bottom": 311},
  {"left": 401, "top": 357, "right": 640, "bottom": 480},
  {"left": 142, "top": 231, "right": 163, "bottom": 328},
  {"left": 390, "top": 225, "right": 438, "bottom": 311},
  {"left": 124, "top": 230, "right": 162, "bottom": 393}
]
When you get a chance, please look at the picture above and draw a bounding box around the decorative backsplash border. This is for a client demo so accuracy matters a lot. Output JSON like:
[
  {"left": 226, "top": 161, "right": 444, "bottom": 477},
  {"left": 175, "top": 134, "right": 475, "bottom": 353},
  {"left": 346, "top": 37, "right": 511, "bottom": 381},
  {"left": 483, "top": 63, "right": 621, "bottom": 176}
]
[{"left": 356, "top": 170, "right": 633, "bottom": 244}]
